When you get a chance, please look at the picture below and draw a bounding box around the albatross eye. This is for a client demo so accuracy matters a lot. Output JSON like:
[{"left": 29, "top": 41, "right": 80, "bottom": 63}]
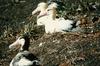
[
  {"left": 47, "top": 9, "right": 52, "bottom": 11},
  {"left": 47, "top": 9, "right": 50, "bottom": 11}
]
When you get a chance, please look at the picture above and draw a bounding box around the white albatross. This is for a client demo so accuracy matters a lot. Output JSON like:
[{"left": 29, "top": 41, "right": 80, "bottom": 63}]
[
  {"left": 32, "top": 2, "right": 81, "bottom": 33},
  {"left": 9, "top": 35, "right": 41, "bottom": 66}
]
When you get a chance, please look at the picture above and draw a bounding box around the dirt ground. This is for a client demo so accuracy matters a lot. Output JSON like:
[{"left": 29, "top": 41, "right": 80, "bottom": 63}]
[{"left": 0, "top": 31, "right": 100, "bottom": 66}]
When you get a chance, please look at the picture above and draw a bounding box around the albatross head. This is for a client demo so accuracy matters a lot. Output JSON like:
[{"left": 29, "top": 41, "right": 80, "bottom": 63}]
[
  {"left": 46, "top": 2, "right": 58, "bottom": 20},
  {"left": 32, "top": 2, "right": 48, "bottom": 15},
  {"left": 9, "top": 35, "right": 30, "bottom": 51}
]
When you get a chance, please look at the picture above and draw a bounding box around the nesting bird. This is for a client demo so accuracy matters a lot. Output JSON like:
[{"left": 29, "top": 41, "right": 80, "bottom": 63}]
[
  {"left": 32, "top": 2, "right": 81, "bottom": 33},
  {"left": 9, "top": 35, "right": 41, "bottom": 66},
  {"left": 45, "top": 2, "right": 81, "bottom": 33}
]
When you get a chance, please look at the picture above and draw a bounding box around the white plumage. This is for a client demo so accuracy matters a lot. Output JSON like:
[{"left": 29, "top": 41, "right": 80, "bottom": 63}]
[
  {"left": 32, "top": 2, "right": 48, "bottom": 26},
  {"left": 44, "top": 2, "right": 81, "bottom": 33},
  {"left": 9, "top": 35, "right": 41, "bottom": 66},
  {"left": 32, "top": 2, "right": 81, "bottom": 33}
]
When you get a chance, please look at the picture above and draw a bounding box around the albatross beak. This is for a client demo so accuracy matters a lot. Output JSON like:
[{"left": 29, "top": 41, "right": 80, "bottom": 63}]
[
  {"left": 32, "top": 7, "right": 40, "bottom": 15},
  {"left": 9, "top": 38, "right": 21, "bottom": 51},
  {"left": 9, "top": 43, "right": 21, "bottom": 51}
]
